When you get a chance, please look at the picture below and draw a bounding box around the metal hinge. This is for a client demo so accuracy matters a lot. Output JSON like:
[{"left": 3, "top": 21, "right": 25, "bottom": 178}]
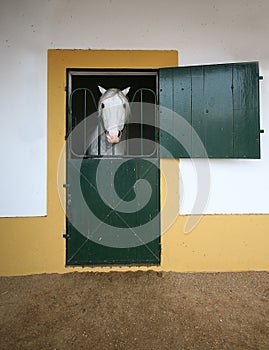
[
  {"left": 62, "top": 231, "right": 69, "bottom": 239},
  {"left": 63, "top": 184, "right": 72, "bottom": 206}
]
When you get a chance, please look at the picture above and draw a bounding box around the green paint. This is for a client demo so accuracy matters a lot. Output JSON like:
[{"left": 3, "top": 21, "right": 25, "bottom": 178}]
[{"left": 159, "top": 62, "right": 261, "bottom": 158}]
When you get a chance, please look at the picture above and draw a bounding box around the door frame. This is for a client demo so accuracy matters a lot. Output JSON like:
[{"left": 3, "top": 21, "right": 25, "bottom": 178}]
[{"left": 49, "top": 49, "right": 179, "bottom": 272}]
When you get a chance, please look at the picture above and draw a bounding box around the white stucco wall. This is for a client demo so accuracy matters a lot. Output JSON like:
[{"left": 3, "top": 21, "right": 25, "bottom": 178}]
[{"left": 0, "top": 0, "right": 268, "bottom": 216}]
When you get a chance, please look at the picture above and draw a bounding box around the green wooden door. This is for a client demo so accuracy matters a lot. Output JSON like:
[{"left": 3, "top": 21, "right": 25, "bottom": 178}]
[
  {"left": 66, "top": 158, "right": 160, "bottom": 265},
  {"left": 159, "top": 62, "right": 261, "bottom": 158},
  {"left": 66, "top": 71, "right": 160, "bottom": 266}
]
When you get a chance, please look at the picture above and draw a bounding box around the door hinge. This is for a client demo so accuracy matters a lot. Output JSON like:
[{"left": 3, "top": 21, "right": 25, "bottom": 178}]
[
  {"left": 62, "top": 231, "right": 69, "bottom": 239},
  {"left": 63, "top": 184, "right": 72, "bottom": 206}
]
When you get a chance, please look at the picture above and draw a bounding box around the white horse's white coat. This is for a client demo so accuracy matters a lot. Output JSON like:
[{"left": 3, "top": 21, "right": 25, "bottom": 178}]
[{"left": 88, "top": 87, "right": 130, "bottom": 156}]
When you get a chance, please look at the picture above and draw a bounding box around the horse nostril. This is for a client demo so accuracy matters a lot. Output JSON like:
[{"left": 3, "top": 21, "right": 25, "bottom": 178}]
[{"left": 105, "top": 130, "right": 121, "bottom": 139}]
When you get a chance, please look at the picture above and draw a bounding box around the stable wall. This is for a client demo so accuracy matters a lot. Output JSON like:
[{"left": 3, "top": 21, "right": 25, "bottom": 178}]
[
  {"left": 1, "top": 0, "right": 269, "bottom": 218},
  {"left": 0, "top": 49, "right": 269, "bottom": 276},
  {"left": 1, "top": 0, "right": 269, "bottom": 276}
]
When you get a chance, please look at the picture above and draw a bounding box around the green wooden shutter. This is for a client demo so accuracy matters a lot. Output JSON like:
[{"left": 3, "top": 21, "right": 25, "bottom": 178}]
[{"left": 159, "top": 62, "right": 261, "bottom": 158}]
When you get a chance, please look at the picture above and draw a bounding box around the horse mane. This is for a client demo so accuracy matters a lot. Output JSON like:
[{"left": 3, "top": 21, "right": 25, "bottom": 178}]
[{"left": 98, "top": 88, "right": 131, "bottom": 120}]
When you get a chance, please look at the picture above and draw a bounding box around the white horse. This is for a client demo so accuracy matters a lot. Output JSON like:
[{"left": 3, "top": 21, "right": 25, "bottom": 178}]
[{"left": 87, "top": 86, "right": 130, "bottom": 156}]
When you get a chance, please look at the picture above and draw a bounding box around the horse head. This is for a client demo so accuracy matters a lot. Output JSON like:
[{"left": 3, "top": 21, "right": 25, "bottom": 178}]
[{"left": 98, "top": 86, "right": 130, "bottom": 144}]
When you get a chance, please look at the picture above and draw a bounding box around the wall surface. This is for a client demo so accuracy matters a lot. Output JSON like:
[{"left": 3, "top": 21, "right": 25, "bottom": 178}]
[
  {"left": 0, "top": 0, "right": 269, "bottom": 275},
  {"left": 1, "top": 0, "right": 268, "bottom": 217}
]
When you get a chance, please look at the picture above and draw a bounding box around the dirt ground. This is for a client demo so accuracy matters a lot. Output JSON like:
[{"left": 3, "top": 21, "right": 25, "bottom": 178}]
[{"left": 0, "top": 271, "right": 269, "bottom": 350}]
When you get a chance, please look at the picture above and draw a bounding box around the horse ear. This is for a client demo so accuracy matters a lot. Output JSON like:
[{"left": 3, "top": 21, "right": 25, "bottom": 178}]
[
  {"left": 122, "top": 87, "right": 130, "bottom": 96},
  {"left": 98, "top": 86, "right": 107, "bottom": 95}
]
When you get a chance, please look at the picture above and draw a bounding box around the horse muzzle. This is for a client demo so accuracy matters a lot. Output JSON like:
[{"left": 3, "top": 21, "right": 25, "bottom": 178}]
[{"left": 105, "top": 129, "right": 122, "bottom": 144}]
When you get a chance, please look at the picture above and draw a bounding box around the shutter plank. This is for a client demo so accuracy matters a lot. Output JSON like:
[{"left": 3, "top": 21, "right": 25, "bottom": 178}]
[
  {"left": 233, "top": 63, "right": 260, "bottom": 158},
  {"left": 203, "top": 64, "right": 233, "bottom": 157},
  {"left": 173, "top": 67, "right": 192, "bottom": 157},
  {"left": 159, "top": 68, "right": 175, "bottom": 157},
  {"left": 191, "top": 66, "right": 206, "bottom": 157}
]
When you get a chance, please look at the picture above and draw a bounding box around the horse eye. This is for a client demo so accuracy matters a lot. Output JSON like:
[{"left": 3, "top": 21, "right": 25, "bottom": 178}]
[
  {"left": 123, "top": 103, "right": 126, "bottom": 108},
  {"left": 101, "top": 103, "right": 105, "bottom": 109}
]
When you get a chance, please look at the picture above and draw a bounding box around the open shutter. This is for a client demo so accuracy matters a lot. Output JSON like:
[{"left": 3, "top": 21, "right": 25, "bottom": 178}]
[{"left": 159, "top": 62, "right": 261, "bottom": 158}]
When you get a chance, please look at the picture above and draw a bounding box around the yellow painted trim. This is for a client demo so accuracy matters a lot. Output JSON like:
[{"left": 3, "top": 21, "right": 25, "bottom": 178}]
[
  {"left": 0, "top": 50, "right": 177, "bottom": 276},
  {"left": 1, "top": 49, "right": 269, "bottom": 276}
]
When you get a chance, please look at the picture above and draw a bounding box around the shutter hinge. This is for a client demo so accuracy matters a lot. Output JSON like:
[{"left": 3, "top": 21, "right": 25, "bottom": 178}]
[{"left": 259, "top": 76, "right": 263, "bottom": 80}]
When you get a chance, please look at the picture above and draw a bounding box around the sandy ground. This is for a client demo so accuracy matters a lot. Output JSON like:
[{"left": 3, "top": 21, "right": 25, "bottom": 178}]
[{"left": 0, "top": 271, "right": 269, "bottom": 350}]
